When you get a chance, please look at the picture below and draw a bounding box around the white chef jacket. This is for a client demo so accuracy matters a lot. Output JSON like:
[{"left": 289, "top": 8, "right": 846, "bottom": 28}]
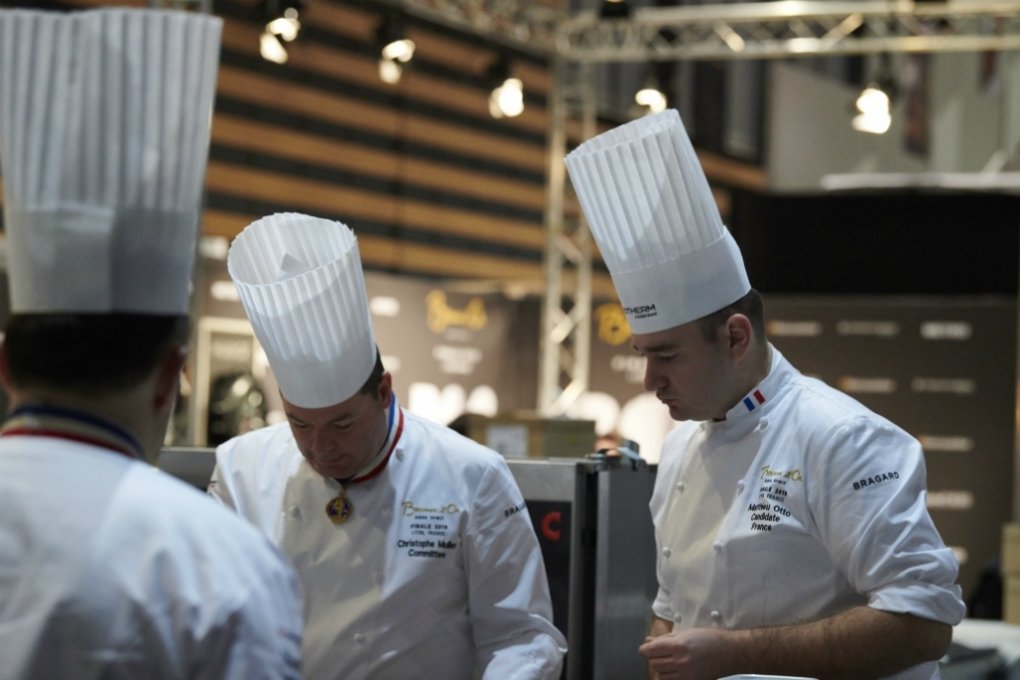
[
  {"left": 650, "top": 346, "right": 965, "bottom": 680},
  {"left": 0, "top": 434, "right": 304, "bottom": 680},
  {"left": 209, "top": 401, "right": 566, "bottom": 680}
]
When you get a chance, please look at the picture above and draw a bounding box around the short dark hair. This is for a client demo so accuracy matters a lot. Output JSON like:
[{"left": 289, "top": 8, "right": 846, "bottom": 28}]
[
  {"left": 3, "top": 313, "right": 189, "bottom": 397},
  {"left": 697, "top": 289, "right": 766, "bottom": 343},
  {"left": 357, "top": 348, "right": 386, "bottom": 397}
]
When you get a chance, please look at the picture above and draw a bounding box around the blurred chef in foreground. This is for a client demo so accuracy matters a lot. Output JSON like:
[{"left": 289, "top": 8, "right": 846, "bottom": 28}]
[
  {"left": 209, "top": 212, "right": 566, "bottom": 679},
  {"left": 565, "top": 109, "right": 965, "bottom": 680},
  {"left": 0, "top": 9, "right": 304, "bottom": 678}
]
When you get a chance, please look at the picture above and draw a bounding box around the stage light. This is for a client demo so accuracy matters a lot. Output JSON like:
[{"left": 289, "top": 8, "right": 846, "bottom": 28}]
[
  {"left": 259, "top": 0, "right": 302, "bottom": 64},
  {"left": 852, "top": 55, "right": 896, "bottom": 135},
  {"left": 486, "top": 55, "right": 524, "bottom": 118},
  {"left": 377, "top": 10, "right": 415, "bottom": 84}
]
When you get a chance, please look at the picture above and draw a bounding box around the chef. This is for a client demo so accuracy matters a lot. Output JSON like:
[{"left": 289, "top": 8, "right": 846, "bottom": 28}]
[
  {"left": 564, "top": 110, "right": 965, "bottom": 679},
  {"left": 0, "top": 8, "right": 304, "bottom": 679},
  {"left": 209, "top": 212, "right": 566, "bottom": 680}
]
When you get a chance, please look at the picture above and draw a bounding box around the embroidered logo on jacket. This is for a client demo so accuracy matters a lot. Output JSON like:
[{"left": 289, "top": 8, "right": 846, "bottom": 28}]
[
  {"left": 853, "top": 471, "right": 900, "bottom": 490},
  {"left": 504, "top": 501, "right": 527, "bottom": 519}
]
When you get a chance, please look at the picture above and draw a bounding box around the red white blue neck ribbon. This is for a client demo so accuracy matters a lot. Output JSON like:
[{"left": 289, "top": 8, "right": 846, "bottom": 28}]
[{"left": 1, "top": 404, "right": 144, "bottom": 460}]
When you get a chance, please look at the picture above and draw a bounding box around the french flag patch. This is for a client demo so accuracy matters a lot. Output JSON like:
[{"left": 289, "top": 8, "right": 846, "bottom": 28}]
[{"left": 742, "top": 389, "right": 766, "bottom": 412}]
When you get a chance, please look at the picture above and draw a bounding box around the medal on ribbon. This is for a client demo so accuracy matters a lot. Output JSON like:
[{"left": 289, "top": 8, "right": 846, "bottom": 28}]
[{"left": 325, "top": 489, "right": 353, "bottom": 524}]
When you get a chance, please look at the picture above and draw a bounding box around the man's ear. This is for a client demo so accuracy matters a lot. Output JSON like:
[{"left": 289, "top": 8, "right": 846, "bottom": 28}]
[
  {"left": 378, "top": 371, "right": 394, "bottom": 408},
  {"left": 725, "top": 314, "right": 754, "bottom": 361},
  {"left": 153, "top": 344, "right": 187, "bottom": 412}
]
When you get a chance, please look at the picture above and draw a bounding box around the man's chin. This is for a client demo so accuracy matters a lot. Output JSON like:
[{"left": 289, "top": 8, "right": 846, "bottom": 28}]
[
  {"left": 307, "top": 459, "right": 355, "bottom": 480},
  {"left": 665, "top": 404, "right": 695, "bottom": 422}
]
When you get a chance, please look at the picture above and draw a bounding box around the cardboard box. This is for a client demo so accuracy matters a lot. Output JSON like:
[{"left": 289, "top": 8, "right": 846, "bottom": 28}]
[
  {"left": 1002, "top": 523, "right": 1020, "bottom": 576},
  {"left": 452, "top": 412, "right": 596, "bottom": 460},
  {"left": 1006, "top": 576, "right": 1020, "bottom": 624}
]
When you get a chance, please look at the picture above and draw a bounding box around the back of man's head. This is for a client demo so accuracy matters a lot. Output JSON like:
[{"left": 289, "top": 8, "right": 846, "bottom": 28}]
[{"left": 3, "top": 314, "right": 188, "bottom": 398}]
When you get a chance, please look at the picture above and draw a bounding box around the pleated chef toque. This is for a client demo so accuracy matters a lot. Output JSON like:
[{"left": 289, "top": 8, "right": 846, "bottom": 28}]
[
  {"left": 228, "top": 213, "right": 377, "bottom": 409},
  {"left": 0, "top": 8, "right": 223, "bottom": 315},
  {"left": 564, "top": 109, "right": 750, "bottom": 335}
]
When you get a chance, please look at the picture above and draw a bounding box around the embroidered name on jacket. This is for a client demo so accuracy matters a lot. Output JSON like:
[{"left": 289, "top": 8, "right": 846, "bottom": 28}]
[
  {"left": 749, "top": 465, "right": 802, "bottom": 532},
  {"left": 853, "top": 471, "right": 900, "bottom": 490},
  {"left": 398, "top": 499, "right": 461, "bottom": 559}
]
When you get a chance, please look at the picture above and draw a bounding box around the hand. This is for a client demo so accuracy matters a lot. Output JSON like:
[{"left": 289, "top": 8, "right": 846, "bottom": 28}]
[{"left": 639, "top": 627, "right": 735, "bottom": 680}]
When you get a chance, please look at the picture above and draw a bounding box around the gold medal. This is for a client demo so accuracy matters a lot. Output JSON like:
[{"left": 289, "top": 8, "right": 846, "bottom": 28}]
[{"left": 325, "top": 489, "right": 353, "bottom": 524}]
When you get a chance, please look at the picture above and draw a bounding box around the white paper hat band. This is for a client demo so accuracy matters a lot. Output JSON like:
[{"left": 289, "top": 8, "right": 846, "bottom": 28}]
[
  {"left": 256, "top": 331, "right": 376, "bottom": 409},
  {"left": 229, "top": 213, "right": 377, "bottom": 409},
  {"left": 0, "top": 8, "right": 222, "bottom": 314},
  {"left": 5, "top": 207, "right": 197, "bottom": 314},
  {"left": 611, "top": 230, "right": 750, "bottom": 334}
]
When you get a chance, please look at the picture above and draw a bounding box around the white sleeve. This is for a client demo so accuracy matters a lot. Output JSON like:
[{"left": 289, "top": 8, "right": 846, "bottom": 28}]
[
  {"left": 207, "top": 441, "right": 237, "bottom": 509},
  {"left": 466, "top": 459, "right": 567, "bottom": 680},
  {"left": 809, "top": 417, "right": 965, "bottom": 625}
]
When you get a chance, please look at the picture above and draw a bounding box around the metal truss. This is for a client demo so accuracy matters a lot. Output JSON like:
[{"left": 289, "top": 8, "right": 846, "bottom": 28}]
[
  {"left": 395, "top": 0, "right": 1020, "bottom": 60},
  {"left": 391, "top": 0, "right": 562, "bottom": 56},
  {"left": 537, "top": 58, "right": 597, "bottom": 417},
  {"left": 558, "top": 0, "right": 1020, "bottom": 62}
]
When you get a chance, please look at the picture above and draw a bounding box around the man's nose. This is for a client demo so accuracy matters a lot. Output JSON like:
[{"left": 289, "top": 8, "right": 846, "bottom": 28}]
[
  {"left": 643, "top": 361, "right": 664, "bottom": 392},
  {"left": 311, "top": 427, "right": 332, "bottom": 453}
]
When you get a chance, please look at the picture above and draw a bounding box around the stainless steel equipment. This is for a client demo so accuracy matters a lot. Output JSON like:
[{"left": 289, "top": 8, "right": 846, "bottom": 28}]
[{"left": 506, "top": 456, "right": 659, "bottom": 680}]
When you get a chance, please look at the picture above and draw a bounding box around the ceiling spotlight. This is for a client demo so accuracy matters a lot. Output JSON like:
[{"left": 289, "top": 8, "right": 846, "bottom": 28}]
[
  {"left": 377, "top": 10, "right": 415, "bottom": 85},
  {"left": 635, "top": 86, "right": 667, "bottom": 114},
  {"left": 852, "top": 85, "right": 892, "bottom": 134},
  {"left": 634, "top": 63, "right": 671, "bottom": 115},
  {"left": 259, "top": 0, "right": 302, "bottom": 64},
  {"left": 486, "top": 55, "right": 524, "bottom": 119},
  {"left": 260, "top": 31, "right": 289, "bottom": 64},
  {"left": 490, "top": 77, "right": 524, "bottom": 118},
  {"left": 852, "top": 54, "right": 897, "bottom": 135}
]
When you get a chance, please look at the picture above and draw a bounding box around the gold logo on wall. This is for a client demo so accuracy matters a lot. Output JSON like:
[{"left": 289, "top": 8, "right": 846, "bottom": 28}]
[
  {"left": 595, "top": 303, "right": 631, "bottom": 346},
  {"left": 426, "top": 290, "right": 487, "bottom": 333}
]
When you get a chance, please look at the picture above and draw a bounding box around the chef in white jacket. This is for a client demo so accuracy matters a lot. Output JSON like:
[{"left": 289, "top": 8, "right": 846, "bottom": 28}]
[
  {"left": 0, "top": 8, "right": 304, "bottom": 679},
  {"left": 209, "top": 212, "right": 566, "bottom": 680},
  {"left": 564, "top": 110, "right": 965, "bottom": 680}
]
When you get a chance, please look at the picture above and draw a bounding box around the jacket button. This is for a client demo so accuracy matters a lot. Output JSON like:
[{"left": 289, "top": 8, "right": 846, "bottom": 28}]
[
  {"left": 395, "top": 450, "right": 405, "bottom": 462},
  {"left": 662, "top": 547, "right": 672, "bottom": 558},
  {"left": 353, "top": 633, "right": 367, "bottom": 646},
  {"left": 289, "top": 506, "right": 301, "bottom": 518},
  {"left": 710, "top": 610, "right": 722, "bottom": 622},
  {"left": 736, "top": 481, "right": 745, "bottom": 492},
  {"left": 675, "top": 482, "right": 685, "bottom": 493}
]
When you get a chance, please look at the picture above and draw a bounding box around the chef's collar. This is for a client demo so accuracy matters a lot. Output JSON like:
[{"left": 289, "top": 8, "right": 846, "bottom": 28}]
[
  {"left": 0, "top": 404, "right": 144, "bottom": 460},
  {"left": 704, "top": 345, "right": 788, "bottom": 439},
  {"left": 337, "top": 393, "right": 403, "bottom": 485}
]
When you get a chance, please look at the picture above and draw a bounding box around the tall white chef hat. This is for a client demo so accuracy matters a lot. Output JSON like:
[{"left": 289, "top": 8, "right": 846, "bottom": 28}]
[
  {"left": 228, "top": 213, "right": 377, "bottom": 409},
  {"left": 564, "top": 109, "right": 750, "bottom": 335},
  {"left": 0, "top": 8, "right": 222, "bottom": 315}
]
